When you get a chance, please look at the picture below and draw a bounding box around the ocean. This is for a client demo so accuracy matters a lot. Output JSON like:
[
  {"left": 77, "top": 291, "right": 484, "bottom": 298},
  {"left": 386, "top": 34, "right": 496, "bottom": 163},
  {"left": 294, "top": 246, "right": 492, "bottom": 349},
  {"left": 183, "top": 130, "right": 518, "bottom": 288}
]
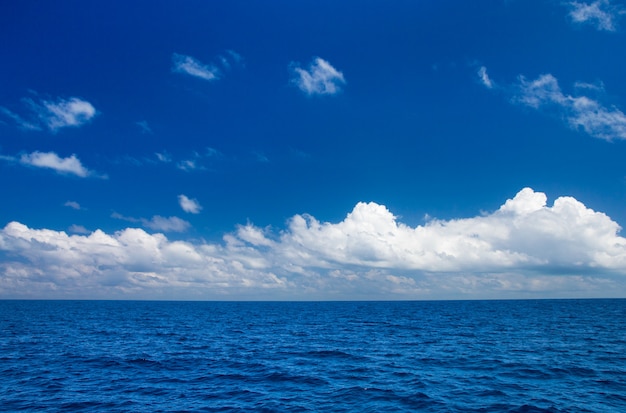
[{"left": 1, "top": 300, "right": 625, "bottom": 412}]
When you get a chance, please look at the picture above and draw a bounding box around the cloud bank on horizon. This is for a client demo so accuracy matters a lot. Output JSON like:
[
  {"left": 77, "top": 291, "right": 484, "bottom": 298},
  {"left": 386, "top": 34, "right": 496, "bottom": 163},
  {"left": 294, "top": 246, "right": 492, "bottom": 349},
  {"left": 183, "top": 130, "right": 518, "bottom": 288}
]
[{"left": 1, "top": 188, "right": 625, "bottom": 300}]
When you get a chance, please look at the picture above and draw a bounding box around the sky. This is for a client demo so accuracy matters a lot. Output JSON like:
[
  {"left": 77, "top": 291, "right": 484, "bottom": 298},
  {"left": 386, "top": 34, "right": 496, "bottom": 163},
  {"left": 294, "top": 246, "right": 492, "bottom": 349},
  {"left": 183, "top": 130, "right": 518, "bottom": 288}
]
[{"left": 2, "top": 0, "right": 626, "bottom": 300}]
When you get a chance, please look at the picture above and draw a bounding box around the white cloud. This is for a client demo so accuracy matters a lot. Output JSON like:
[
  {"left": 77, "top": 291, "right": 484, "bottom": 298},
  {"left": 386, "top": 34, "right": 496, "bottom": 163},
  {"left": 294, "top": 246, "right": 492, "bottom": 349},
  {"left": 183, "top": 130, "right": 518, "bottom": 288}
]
[
  {"left": 177, "top": 159, "right": 199, "bottom": 171},
  {"left": 36, "top": 97, "right": 96, "bottom": 131},
  {"left": 178, "top": 195, "right": 202, "bottom": 214},
  {"left": 1, "top": 95, "right": 96, "bottom": 132},
  {"left": 2, "top": 188, "right": 626, "bottom": 299},
  {"left": 155, "top": 152, "right": 172, "bottom": 163},
  {"left": 19, "top": 151, "right": 99, "bottom": 178},
  {"left": 482, "top": 68, "right": 626, "bottom": 141},
  {"left": 0, "top": 107, "right": 41, "bottom": 131},
  {"left": 478, "top": 66, "right": 494, "bottom": 89},
  {"left": 112, "top": 212, "right": 191, "bottom": 233},
  {"left": 142, "top": 216, "right": 191, "bottom": 233},
  {"left": 567, "top": 0, "right": 623, "bottom": 31},
  {"left": 515, "top": 73, "right": 626, "bottom": 141},
  {"left": 172, "top": 51, "right": 243, "bottom": 82},
  {"left": 172, "top": 53, "right": 219, "bottom": 81},
  {"left": 291, "top": 57, "right": 346, "bottom": 95},
  {"left": 68, "top": 224, "right": 90, "bottom": 234},
  {"left": 64, "top": 201, "right": 82, "bottom": 210}
]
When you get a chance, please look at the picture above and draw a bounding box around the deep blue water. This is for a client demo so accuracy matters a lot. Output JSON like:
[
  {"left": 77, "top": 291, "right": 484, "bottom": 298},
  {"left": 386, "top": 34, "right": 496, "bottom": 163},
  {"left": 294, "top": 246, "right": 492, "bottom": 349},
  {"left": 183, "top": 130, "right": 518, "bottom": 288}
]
[{"left": 1, "top": 300, "right": 626, "bottom": 412}]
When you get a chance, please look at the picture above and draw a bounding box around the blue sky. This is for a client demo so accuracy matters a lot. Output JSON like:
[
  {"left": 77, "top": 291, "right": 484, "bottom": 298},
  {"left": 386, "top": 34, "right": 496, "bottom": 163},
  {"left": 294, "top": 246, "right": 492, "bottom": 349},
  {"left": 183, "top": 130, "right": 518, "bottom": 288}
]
[{"left": 2, "top": 0, "right": 626, "bottom": 300}]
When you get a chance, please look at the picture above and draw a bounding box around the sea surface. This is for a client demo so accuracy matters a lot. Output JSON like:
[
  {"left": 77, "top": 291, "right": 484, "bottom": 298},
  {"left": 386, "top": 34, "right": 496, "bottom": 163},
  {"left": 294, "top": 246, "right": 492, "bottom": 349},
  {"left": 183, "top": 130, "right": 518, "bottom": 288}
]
[{"left": 1, "top": 300, "right": 625, "bottom": 412}]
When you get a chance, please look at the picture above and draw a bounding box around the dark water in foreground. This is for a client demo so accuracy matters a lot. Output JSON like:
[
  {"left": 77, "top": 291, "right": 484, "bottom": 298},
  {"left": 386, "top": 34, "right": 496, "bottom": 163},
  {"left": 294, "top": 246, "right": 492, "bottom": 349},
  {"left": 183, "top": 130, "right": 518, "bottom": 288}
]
[{"left": 1, "top": 300, "right": 625, "bottom": 412}]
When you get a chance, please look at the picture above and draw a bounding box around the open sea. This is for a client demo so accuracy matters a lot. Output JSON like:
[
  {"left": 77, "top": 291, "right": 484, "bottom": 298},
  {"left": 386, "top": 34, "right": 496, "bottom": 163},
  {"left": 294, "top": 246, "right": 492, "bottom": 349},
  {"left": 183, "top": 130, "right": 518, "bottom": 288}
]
[{"left": 1, "top": 300, "right": 625, "bottom": 412}]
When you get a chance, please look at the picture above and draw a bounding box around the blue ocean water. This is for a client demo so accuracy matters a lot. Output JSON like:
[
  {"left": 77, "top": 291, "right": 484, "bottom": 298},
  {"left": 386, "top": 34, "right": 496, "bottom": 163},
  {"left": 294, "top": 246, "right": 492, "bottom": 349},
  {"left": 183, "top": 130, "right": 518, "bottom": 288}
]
[{"left": 1, "top": 300, "right": 625, "bottom": 412}]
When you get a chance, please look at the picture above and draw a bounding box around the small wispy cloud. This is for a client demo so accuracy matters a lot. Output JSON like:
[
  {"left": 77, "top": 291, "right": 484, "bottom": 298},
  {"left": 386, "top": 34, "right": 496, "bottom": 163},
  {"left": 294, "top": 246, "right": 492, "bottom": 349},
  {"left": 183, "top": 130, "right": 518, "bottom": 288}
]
[
  {"left": 136, "top": 120, "right": 152, "bottom": 134},
  {"left": 206, "top": 147, "right": 223, "bottom": 158},
  {"left": 172, "top": 50, "right": 243, "bottom": 82},
  {"left": 155, "top": 152, "right": 172, "bottom": 163},
  {"left": 0, "top": 107, "right": 41, "bottom": 131},
  {"left": 178, "top": 195, "right": 202, "bottom": 214},
  {"left": 480, "top": 67, "right": 626, "bottom": 141},
  {"left": 111, "top": 212, "right": 191, "bottom": 232},
  {"left": 218, "top": 50, "right": 244, "bottom": 70},
  {"left": 290, "top": 57, "right": 346, "bottom": 96},
  {"left": 143, "top": 216, "right": 191, "bottom": 232},
  {"left": 68, "top": 224, "right": 90, "bottom": 234},
  {"left": 19, "top": 151, "right": 104, "bottom": 178},
  {"left": 516, "top": 73, "right": 626, "bottom": 141},
  {"left": 1, "top": 95, "right": 97, "bottom": 132},
  {"left": 478, "top": 66, "right": 494, "bottom": 89},
  {"left": 64, "top": 201, "right": 82, "bottom": 210},
  {"left": 177, "top": 159, "right": 200, "bottom": 171},
  {"left": 172, "top": 53, "right": 219, "bottom": 81},
  {"left": 567, "top": 0, "right": 624, "bottom": 31},
  {"left": 112, "top": 212, "right": 190, "bottom": 233}
]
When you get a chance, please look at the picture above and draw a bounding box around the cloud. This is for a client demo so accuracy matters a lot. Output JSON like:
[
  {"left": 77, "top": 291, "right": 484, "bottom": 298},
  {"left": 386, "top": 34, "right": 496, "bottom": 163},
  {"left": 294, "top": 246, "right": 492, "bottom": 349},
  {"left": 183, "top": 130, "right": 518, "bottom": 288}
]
[
  {"left": 172, "top": 51, "right": 243, "bottom": 82},
  {"left": 19, "top": 151, "right": 102, "bottom": 178},
  {"left": 68, "top": 224, "right": 90, "bottom": 234},
  {"left": 1, "top": 95, "right": 96, "bottom": 132},
  {"left": 0, "top": 107, "right": 41, "bottom": 131},
  {"left": 177, "top": 159, "right": 200, "bottom": 171},
  {"left": 567, "top": 0, "right": 624, "bottom": 31},
  {"left": 143, "top": 216, "right": 191, "bottom": 233},
  {"left": 478, "top": 66, "right": 494, "bottom": 89},
  {"left": 482, "top": 68, "right": 626, "bottom": 141},
  {"left": 155, "top": 152, "right": 172, "bottom": 163},
  {"left": 515, "top": 73, "right": 626, "bottom": 141},
  {"left": 34, "top": 97, "right": 96, "bottom": 131},
  {"left": 172, "top": 53, "right": 219, "bottom": 81},
  {"left": 2, "top": 188, "right": 626, "bottom": 299},
  {"left": 136, "top": 120, "right": 152, "bottom": 134},
  {"left": 64, "top": 201, "right": 82, "bottom": 210},
  {"left": 290, "top": 57, "right": 346, "bottom": 95},
  {"left": 112, "top": 212, "right": 191, "bottom": 233},
  {"left": 178, "top": 195, "right": 202, "bottom": 214}
]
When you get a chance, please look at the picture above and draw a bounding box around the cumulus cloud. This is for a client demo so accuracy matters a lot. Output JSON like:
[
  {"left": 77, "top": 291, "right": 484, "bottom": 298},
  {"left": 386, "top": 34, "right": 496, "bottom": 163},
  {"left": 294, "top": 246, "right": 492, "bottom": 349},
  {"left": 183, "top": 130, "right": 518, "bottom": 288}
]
[
  {"left": 178, "top": 195, "right": 202, "bottom": 214},
  {"left": 19, "top": 151, "right": 102, "bottom": 178},
  {"left": 1, "top": 95, "right": 97, "bottom": 132},
  {"left": 2, "top": 188, "right": 626, "bottom": 299},
  {"left": 291, "top": 57, "right": 346, "bottom": 95},
  {"left": 567, "top": 0, "right": 624, "bottom": 31}
]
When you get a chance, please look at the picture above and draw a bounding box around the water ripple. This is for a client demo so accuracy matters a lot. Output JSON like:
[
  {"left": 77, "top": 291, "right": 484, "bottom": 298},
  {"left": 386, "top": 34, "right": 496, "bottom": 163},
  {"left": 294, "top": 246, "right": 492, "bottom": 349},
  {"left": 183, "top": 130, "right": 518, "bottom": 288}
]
[{"left": 1, "top": 299, "right": 625, "bottom": 412}]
